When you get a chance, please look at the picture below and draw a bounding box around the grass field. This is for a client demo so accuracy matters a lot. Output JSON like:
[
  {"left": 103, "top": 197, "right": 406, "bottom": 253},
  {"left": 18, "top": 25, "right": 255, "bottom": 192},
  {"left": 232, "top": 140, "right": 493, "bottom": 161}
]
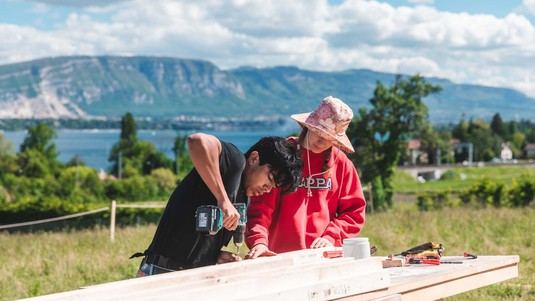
[
  {"left": 1, "top": 205, "right": 534, "bottom": 300},
  {"left": 393, "top": 165, "right": 535, "bottom": 193}
]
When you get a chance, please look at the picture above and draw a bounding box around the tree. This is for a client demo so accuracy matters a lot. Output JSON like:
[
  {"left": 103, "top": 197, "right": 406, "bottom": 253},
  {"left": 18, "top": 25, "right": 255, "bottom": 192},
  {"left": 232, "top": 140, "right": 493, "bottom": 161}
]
[
  {"left": 452, "top": 114, "right": 468, "bottom": 141},
  {"left": 20, "top": 123, "right": 59, "bottom": 162},
  {"left": 66, "top": 155, "right": 86, "bottom": 167},
  {"left": 120, "top": 112, "right": 137, "bottom": 141},
  {"left": 464, "top": 119, "right": 499, "bottom": 161},
  {"left": 110, "top": 113, "right": 140, "bottom": 177},
  {"left": 507, "top": 122, "right": 517, "bottom": 138},
  {"left": 173, "top": 133, "right": 193, "bottom": 175},
  {"left": 109, "top": 112, "right": 173, "bottom": 177},
  {"left": 16, "top": 148, "right": 51, "bottom": 178},
  {"left": 57, "top": 166, "right": 104, "bottom": 202},
  {"left": 526, "top": 124, "right": 535, "bottom": 143},
  {"left": 0, "top": 132, "right": 13, "bottom": 157},
  {"left": 348, "top": 74, "right": 441, "bottom": 211},
  {"left": 0, "top": 133, "right": 15, "bottom": 178},
  {"left": 17, "top": 123, "right": 61, "bottom": 177},
  {"left": 416, "top": 124, "right": 451, "bottom": 165},
  {"left": 490, "top": 113, "right": 505, "bottom": 137}
]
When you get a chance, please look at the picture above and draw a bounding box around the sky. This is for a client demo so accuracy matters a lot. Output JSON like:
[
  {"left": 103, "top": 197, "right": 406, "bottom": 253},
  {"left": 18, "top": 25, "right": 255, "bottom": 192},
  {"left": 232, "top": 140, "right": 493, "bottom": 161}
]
[{"left": 1, "top": 0, "right": 535, "bottom": 98}]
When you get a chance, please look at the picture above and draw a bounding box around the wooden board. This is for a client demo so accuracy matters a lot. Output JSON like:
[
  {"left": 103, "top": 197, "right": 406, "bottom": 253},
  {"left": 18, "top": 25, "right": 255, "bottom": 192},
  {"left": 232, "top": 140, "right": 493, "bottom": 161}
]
[
  {"left": 22, "top": 248, "right": 389, "bottom": 301},
  {"left": 341, "top": 255, "right": 520, "bottom": 301},
  {"left": 20, "top": 252, "right": 518, "bottom": 301}
]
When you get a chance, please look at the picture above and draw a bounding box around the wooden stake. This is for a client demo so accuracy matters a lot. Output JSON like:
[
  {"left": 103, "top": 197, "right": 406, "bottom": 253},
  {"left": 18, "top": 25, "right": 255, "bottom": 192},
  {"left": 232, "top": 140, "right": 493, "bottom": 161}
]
[{"left": 110, "top": 200, "right": 116, "bottom": 242}]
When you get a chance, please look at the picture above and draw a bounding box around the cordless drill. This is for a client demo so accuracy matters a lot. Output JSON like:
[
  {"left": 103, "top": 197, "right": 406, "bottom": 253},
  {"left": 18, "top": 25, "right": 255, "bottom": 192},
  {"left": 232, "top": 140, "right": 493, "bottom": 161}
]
[{"left": 195, "top": 203, "right": 247, "bottom": 254}]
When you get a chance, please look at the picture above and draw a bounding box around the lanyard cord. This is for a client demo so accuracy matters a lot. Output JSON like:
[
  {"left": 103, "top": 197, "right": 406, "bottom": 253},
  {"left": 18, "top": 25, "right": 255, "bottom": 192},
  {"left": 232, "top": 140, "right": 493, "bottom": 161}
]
[{"left": 304, "top": 134, "right": 339, "bottom": 197}]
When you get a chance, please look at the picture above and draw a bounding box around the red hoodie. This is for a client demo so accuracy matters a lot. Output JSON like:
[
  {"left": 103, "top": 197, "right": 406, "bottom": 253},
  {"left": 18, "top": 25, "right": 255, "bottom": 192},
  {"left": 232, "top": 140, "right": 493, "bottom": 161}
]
[{"left": 246, "top": 138, "right": 366, "bottom": 253}]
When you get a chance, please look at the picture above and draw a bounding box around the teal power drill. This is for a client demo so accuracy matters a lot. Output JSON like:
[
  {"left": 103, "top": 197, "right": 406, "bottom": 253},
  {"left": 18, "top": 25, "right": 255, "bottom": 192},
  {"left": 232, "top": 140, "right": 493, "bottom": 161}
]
[{"left": 195, "top": 203, "right": 247, "bottom": 254}]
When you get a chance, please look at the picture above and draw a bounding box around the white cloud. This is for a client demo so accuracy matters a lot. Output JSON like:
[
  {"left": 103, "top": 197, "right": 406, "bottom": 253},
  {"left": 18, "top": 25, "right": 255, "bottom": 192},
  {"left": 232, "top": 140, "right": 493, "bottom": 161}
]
[
  {"left": 524, "top": 0, "right": 535, "bottom": 14},
  {"left": 407, "top": 0, "right": 434, "bottom": 5},
  {"left": 25, "top": 0, "right": 130, "bottom": 8},
  {"left": 1, "top": 0, "right": 535, "bottom": 98}
]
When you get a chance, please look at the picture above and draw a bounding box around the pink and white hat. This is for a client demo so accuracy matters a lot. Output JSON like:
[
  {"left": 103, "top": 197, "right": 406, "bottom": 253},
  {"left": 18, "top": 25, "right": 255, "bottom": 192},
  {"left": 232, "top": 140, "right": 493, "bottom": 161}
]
[{"left": 291, "top": 96, "right": 355, "bottom": 153}]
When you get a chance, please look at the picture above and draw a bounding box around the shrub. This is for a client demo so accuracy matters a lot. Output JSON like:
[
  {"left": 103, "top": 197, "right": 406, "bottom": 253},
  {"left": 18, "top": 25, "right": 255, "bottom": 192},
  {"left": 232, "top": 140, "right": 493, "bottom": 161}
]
[
  {"left": 57, "top": 166, "right": 104, "bottom": 202},
  {"left": 508, "top": 176, "right": 535, "bottom": 207},
  {"left": 104, "top": 176, "right": 160, "bottom": 202},
  {"left": 440, "top": 170, "right": 459, "bottom": 181},
  {"left": 417, "top": 190, "right": 460, "bottom": 211},
  {"left": 104, "top": 179, "right": 126, "bottom": 201},
  {"left": 370, "top": 177, "right": 387, "bottom": 211},
  {"left": 0, "top": 185, "right": 8, "bottom": 202},
  {"left": 461, "top": 178, "right": 507, "bottom": 207},
  {"left": 150, "top": 168, "right": 177, "bottom": 194}
]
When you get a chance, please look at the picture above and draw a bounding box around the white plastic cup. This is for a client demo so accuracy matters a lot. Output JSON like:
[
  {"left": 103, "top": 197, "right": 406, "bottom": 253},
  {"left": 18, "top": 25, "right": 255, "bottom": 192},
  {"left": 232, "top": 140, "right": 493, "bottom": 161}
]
[{"left": 343, "top": 237, "right": 371, "bottom": 260}]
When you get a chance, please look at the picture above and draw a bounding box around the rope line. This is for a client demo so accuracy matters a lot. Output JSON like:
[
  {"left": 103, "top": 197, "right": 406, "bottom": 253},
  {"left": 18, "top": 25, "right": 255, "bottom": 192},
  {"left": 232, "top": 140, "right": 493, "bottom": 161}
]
[
  {"left": 0, "top": 207, "right": 109, "bottom": 230},
  {"left": 116, "top": 204, "right": 166, "bottom": 209}
]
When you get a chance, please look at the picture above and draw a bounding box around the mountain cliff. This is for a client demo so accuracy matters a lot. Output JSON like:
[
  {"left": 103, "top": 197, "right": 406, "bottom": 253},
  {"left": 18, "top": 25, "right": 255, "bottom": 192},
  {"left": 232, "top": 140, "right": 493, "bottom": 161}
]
[{"left": 0, "top": 56, "right": 533, "bottom": 123}]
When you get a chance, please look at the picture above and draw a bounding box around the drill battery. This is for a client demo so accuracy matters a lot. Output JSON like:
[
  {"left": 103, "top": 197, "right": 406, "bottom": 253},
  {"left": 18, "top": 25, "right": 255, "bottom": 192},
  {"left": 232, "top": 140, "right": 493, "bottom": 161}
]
[{"left": 195, "top": 205, "right": 223, "bottom": 235}]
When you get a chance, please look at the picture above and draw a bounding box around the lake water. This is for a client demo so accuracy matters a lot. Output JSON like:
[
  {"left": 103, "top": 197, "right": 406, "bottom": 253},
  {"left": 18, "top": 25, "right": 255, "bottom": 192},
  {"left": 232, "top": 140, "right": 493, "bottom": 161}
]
[{"left": 1, "top": 127, "right": 299, "bottom": 171}]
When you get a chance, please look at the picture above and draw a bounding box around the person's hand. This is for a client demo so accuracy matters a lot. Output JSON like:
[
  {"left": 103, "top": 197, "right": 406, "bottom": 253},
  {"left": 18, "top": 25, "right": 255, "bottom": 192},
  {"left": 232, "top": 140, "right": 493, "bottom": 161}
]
[
  {"left": 217, "top": 251, "right": 242, "bottom": 264},
  {"left": 310, "top": 237, "right": 334, "bottom": 248},
  {"left": 245, "top": 244, "right": 277, "bottom": 259},
  {"left": 219, "top": 199, "right": 240, "bottom": 230}
]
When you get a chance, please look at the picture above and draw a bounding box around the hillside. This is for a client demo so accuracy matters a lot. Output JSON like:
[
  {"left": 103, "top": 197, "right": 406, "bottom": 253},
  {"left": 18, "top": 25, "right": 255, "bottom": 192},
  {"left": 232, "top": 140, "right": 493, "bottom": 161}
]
[{"left": 0, "top": 56, "right": 533, "bottom": 123}]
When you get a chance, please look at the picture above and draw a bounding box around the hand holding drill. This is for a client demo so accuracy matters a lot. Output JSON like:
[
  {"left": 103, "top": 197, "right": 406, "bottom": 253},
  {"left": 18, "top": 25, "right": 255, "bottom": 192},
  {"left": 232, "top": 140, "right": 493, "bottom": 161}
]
[{"left": 195, "top": 203, "right": 247, "bottom": 254}]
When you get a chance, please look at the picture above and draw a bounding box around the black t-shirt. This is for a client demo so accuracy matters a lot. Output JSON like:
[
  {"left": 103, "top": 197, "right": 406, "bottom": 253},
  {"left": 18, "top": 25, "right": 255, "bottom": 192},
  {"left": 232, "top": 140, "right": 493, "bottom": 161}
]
[{"left": 145, "top": 140, "right": 246, "bottom": 269}]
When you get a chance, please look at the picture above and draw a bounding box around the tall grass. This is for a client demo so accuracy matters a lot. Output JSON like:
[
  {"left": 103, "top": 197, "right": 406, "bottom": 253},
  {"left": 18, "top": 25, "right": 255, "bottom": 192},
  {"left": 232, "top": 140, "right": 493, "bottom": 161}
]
[
  {"left": 2, "top": 206, "right": 533, "bottom": 300},
  {"left": 0, "top": 225, "right": 155, "bottom": 300}
]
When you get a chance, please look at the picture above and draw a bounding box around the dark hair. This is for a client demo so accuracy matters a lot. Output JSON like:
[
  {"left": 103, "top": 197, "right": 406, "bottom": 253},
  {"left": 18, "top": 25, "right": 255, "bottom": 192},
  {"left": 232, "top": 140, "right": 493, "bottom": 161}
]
[{"left": 245, "top": 136, "right": 303, "bottom": 194}]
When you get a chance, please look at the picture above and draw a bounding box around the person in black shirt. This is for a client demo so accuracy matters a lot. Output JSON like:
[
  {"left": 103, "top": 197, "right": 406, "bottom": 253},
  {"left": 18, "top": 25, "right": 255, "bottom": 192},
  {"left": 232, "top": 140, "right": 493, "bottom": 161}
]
[{"left": 133, "top": 133, "right": 302, "bottom": 276}]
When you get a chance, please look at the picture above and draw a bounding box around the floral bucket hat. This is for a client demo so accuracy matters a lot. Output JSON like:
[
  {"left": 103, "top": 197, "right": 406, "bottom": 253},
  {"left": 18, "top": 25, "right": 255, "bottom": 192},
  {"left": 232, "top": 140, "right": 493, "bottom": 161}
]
[{"left": 291, "top": 96, "right": 355, "bottom": 153}]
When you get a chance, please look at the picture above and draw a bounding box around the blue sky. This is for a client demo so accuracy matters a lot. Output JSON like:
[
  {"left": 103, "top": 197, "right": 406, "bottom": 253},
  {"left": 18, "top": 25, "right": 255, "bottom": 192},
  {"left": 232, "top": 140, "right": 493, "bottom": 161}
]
[{"left": 1, "top": 0, "right": 535, "bottom": 97}]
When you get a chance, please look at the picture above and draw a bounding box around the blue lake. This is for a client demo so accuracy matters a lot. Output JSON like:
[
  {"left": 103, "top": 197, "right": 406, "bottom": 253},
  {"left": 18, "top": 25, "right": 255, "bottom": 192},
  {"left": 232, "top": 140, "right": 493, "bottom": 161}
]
[{"left": 1, "top": 127, "right": 299, "bottom": 171}]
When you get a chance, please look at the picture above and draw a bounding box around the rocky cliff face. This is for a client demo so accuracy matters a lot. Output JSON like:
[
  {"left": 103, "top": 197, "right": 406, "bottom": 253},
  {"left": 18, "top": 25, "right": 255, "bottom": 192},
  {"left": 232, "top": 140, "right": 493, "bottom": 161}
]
[
  {"left": 0, "top": 56, "right": 245, "bottom": 119},
  {"left": 0, "top": 56, "right": 534, "bottom": 122}
]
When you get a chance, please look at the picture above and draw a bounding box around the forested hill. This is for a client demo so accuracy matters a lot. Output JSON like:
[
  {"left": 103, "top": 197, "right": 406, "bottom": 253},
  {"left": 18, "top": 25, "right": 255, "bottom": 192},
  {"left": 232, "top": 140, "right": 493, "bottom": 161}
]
[{"left": 0, "top": 55, "right": 533, "bottom": 123}]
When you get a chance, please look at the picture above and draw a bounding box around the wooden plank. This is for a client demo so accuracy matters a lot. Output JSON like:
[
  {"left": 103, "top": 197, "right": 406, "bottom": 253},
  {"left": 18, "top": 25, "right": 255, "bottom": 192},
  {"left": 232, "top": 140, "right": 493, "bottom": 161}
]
[
  {"left": 370, "top": 294, "right": 402, "bottom": 301},
  {"left": 22, "top": 249, "right": 359, "bottom": 301},
  {"left": 397, "top": 262, "right": 518, "bottom": 300},
  {"left": 94, "top": 258, "right": 365, "bottom": 301},
  {"left": 245, "top": 270, "right": 389, "bottom": 301},
  {"left": 20, "top": 254, "right": 519, "bottom": 301},
  {"left": 147, "top": 258, "right": 389, "bottom": 301},
  {"left": 80, "top": 248, "right": 340, "bottom": 291},
  {"left": 113, "top": 257, "right": 385, "bottom": 300},
  {"left": 340, "top": 255, "right": 519, "bottom": 301}
]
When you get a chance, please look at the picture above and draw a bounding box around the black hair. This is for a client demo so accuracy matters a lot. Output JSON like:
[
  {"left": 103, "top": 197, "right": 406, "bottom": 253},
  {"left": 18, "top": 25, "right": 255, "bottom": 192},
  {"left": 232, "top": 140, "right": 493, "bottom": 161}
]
[{"left": 245, "top": 136, "right": 303, "bottom": 195}]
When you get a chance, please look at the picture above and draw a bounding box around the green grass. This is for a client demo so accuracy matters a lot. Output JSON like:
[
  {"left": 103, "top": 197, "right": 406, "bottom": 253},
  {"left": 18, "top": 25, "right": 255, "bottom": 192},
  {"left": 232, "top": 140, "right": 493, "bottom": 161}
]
[
  {"left": 2, "top": 206, "right": 534, "bottom": 300},
  {"left": 0, "top": 225, "right": 156, "bottom": 300},
  {"left": 393, "top": 165, "right": 535, "bottom": 193}
]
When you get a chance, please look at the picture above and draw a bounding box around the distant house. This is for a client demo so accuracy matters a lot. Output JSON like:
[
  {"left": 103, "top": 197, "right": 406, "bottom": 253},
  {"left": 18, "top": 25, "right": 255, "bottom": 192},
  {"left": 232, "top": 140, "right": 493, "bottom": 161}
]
[
  {"left": 407, "top": 139, "right": 428, "bottom": 165},
  {"left": 525, "top": 144, "right": 535, "bottom": 158},
  {"left": 500, "top": 143, "right": 513, "bottom": 161}
]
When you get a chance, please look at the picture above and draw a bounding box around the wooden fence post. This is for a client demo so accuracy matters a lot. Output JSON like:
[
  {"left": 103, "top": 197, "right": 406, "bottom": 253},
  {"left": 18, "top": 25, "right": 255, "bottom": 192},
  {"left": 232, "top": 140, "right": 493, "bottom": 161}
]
[{"left": 110, "top": 200, "right": 116, "bottom": 242}]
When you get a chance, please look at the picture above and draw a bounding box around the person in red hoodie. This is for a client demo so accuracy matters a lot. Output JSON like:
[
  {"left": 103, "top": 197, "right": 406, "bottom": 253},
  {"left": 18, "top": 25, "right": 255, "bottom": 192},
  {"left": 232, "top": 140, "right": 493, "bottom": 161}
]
[{"left": 245, "top": 96, "right": 366, "bottom": 258}]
